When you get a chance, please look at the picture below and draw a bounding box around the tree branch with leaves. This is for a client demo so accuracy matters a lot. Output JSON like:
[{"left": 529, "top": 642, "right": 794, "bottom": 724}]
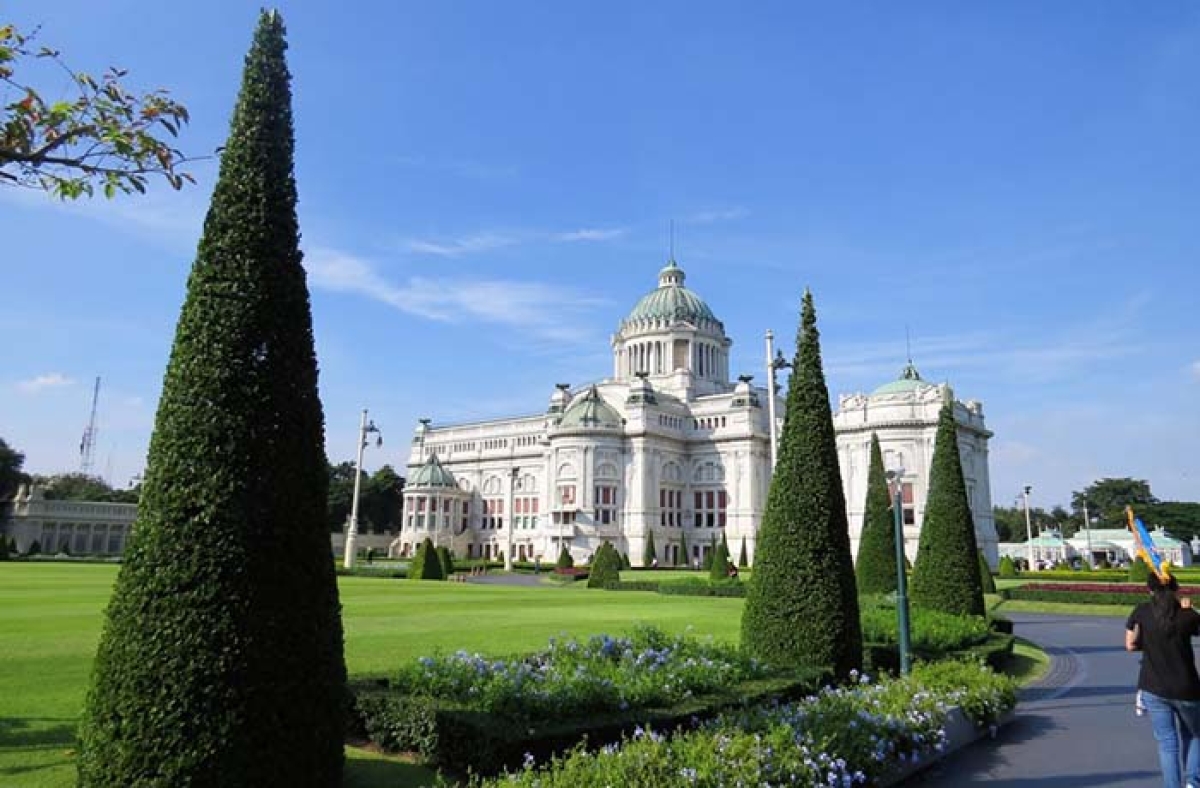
[{"left": 0, "top": 23, "right": 194, "bottom": 198}]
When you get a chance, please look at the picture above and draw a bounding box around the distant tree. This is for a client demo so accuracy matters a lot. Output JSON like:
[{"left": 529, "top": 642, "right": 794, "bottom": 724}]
[
  {"left": 910, "top": 401, "right": 986, "bottom": 617},
  {"left": 998, "top": 555, "right": 1017, "bottom": 578},
  {"left": 34, "top": 473, "right": 117, "bottom": 502},
  {"left": 0, "top": 533, "right": 8, "bottom": 560},
  {"left": 1129, "top": 556, "right": 1150, "bottom": 584},
  {"left": 643, "top": 530, "right": 657, "bottom": 567},
  {"left": 362, "top": 465, "right": 404, "bottom": 534},
  {"left": 1141, "top": 502, "right": 1200, "bottom": 542},
  {"left": 555, "top": 545, "right": 573, "bottom": 569},
  {"left": 0, "top": 23, "right": 193, "bottom": 198},
  {"left": 326, "top": 461, "right": 359, "bottom": 533},
  {"left": 0, "top": 437, "right": 29, "bottom": 499},
  {"left": 26, "top": 538, "right": 41, "bottom": 556},
  {"left": 1072, "top": 478, "right": 1158, "bottom": 525},
  {"left": 738, "top": 538, "right": 748, "bottom": 568},
  {"left": 78, "top": 14, "right": 345, "bottom": 787},
  {"left": 702, "top": 536, "right": 716, "bottom": 571},
  {"left": 855, "top": 433, "right": 897, "bottom": 595},
  {"left": 741, "top": 291, "right": 861, "bottom": 679}
]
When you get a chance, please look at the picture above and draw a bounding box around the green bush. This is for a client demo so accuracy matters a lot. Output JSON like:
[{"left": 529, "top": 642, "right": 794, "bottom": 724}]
[
  {"left": 0, "top": 535, "right": 8, "bottom": 561},
  {"left": 679, "top": 532, "right": 689, "bottom": 566},
  {"left": 588, "top": 542, "right": 622, "bottom": 588},
  {"left": 556, "top": 545, "right": 574, "bottom": 570},
  {"left": 1129, "top": 557, "right": 1150, "bottom": 584},
  {"left": 708, "top": 539, "right": 730, "bottom": 581},
  {"left": 998, "top": 555, "right": 1016, "bottom": 578},
  {"left": 737, "top": 539, "right": 748, "bottom": 568},
  {"left": 859, "top": 597, "right": 990, "bottom": 653},
  {"left": 621, "top": 552, "right": 632, "bottom": 570},
  {"left": 978, "top": 550, "right": 997, "bottom": 593},
  {"left": 26, "top": 539, "right": 41, "bottom": 556},
  {"left": 411, "top": 538, "right": 444, "bottom": 580},
  {"left": 701, "top": 537, "right": 716, "bottom": 571},
  {"left": 436, "top": 546, "right": 454, "bottom": 577}
]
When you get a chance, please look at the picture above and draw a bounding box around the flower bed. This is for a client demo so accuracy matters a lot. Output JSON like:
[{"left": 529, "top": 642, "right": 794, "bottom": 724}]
[
  {"left": 391, "top": 625, "right": 769, "bottom": 719},
  {"left": 469, "top": 660, "right": 1017, "bottom": 787},
  {"left": 1000, "top": 582, "right": 1193, "bottom": 605}
]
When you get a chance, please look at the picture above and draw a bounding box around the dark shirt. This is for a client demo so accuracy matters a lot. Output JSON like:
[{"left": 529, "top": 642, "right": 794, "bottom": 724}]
[{"left": 1127, "top": 602, "right": 1200, "bottom": 700}]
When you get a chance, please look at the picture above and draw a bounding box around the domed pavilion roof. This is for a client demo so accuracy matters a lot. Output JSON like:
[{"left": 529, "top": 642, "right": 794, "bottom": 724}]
[
  {"left": 557, "top": 386, "right": 623, "bottom": 430},
  {"left": 408, "top": 453, "right": 458, "bottom": 489},
  {"left": 621, "top": 259, "right": 719, "bottom": 328},
  {"left": 872, "top": 361, "right": 933, "bottom": 396}
]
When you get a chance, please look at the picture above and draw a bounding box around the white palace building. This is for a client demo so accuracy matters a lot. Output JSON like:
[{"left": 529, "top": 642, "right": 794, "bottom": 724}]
[{"left": 396, "top": 259, "right": 999, "bottom": 567}]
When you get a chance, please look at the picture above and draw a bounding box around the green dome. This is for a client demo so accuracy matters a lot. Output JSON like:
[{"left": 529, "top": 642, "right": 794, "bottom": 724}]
[
  {"left": 558, "top": 386, "right": 622, "bottom": 430},
  {"left": 622, "top": 259, "right": 719, "bottom": 327},
  {"left": 872, "top": 362, "right": 932, "bottom": 396},
  {"left": 408, "top": 453, "right": 458, "bottom": 489}
]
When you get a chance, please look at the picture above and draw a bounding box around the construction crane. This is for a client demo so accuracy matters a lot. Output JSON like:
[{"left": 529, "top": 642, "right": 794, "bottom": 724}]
[{"left": 79, "top": 376, "right": 100, "bottom": 476}]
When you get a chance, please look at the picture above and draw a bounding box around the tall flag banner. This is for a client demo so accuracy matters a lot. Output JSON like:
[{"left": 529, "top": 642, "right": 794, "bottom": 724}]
[{"left": 1126, "top": 505, "right": 1171, "bottom": 582}]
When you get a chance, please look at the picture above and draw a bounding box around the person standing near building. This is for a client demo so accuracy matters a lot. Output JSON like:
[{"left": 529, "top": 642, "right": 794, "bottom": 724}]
[{"left": 1126, "top": 573, "right": 1200, "bottom": 788}]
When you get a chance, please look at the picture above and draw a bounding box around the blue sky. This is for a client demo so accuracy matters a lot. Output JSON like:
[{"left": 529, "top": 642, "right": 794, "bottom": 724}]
[{"left": 2, "top": 1, "right": 1197, "bottom": 510}]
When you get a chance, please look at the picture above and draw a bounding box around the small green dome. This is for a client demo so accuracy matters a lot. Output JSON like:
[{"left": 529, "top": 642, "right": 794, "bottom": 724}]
[
  {"left": 408, "top": 453, "right": 458, "bottom": 488},
  {"left": 558, "top": 386, "right": 622, "bottom": 430},
  {"left": 622, "top": 259, "right": 719, "bottom": 327},
  {"left": 872, "top": 362, "right": 932, "bottom": 396}
]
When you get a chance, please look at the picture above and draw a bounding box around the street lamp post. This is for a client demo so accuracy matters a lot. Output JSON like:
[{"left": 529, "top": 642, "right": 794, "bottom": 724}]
[
  {"left": 343, "top": 409, "right": 382, "bottom": 569},
  {"left": 504, "top": 466, "right": 519, "bottom": 571},
  {"left": 1081, "top": 500, "right": 1095, "bottom": 569},
  {"left": 887, "top": 468, "right": 912, "bottom": 675},
  {"left": 764, "top": 329, "right": 792, "bottom": 469},
  {"left": 1022, "top": 485, "right": 1035, "bottom": 572}
]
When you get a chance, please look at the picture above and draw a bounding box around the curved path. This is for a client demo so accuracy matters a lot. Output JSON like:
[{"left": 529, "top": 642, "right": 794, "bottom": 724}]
[{"left": 912, "top": 612, "right": 1162, "bottom": 787}]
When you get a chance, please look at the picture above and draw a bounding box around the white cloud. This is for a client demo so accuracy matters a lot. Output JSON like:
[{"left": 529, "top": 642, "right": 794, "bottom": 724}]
[
  {"left": 17, "top": 373, "right": 76, "bottom": 393},
  {"left": 305, "top": 247, "right": 608, "bottom": 344},
  {"left": 555, "top": 228, "right": 626, "bottom": 242},
  {"left": 402, "top": 226, "right": 627, "bottom": 257},
  {"left": 402, "top": 233, "right": 520, "bottom": 257}
]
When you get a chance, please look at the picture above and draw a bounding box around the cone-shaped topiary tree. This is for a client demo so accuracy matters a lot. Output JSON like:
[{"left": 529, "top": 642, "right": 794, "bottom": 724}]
[
  {"left": 643, "top": 530, "right": 658, "bottom": 567},
  {"left": 1129, "top": 556, "right": 1150, "bottom": 584},
  {"left": 679, "top": 532, "right": 689, "bottom": 566},
  {"left": 77, "top": 13, "right": 345, "bottom": 787},
  {"left": 910, "top": 400, "right": 986, "bottom": 617},
  {"left": 555, "top": 544, "right": 574, "bottom": 569},
  {"left": 741, "top": 291, "right": 862, "bottom": 679},
  {"left": 998, "top": 555, "right": 1017, "bottom": 578},
  {"left": 738, "top": 538, "right": 748, "bottom": 568},
  {"left": 709, "top": 539, "right": 731, "bottom": 581},
  {"left": 978, "top": 550, "right": 996, "bottom": 593},
  {"left": 411, "top": 538, "right": 444, "bottom": 580},
  {"left": 588, "top": 542, "right": 622, "bottom": 588},
  {"left": 855, "top": 433, "right": 898, "bottom": 595},
  {"left": 436, "top": 545, "right": 454, "bottom": 578}
]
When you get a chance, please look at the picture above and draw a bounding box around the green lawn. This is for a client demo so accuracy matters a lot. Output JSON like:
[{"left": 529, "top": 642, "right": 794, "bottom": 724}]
[{"left": 0, "top": 562, "right": 744, "bottom": 787}]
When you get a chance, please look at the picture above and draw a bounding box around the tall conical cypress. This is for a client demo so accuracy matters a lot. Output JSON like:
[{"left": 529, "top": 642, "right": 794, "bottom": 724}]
[
  {"left": 855, "top": 433, "right": 898, "bottom": 595},
  {"left": 643, "top": 530, "right": 657, "bottom": 567},
  {"left": 909, "top": 400, "right": 986, "bottom": 617},
  {"left": 741, "top": 291, "right": 862, "bottom": 679},
  {"left": 78, "top": 13, "right": 346, "bottom": 786}
]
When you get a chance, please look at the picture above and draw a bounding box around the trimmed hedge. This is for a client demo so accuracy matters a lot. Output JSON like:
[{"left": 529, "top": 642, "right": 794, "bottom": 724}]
[
  {"left": 588, "top": 542, "right": 622, "bottom": 588},
  {"left": 349, "top": 674, "right": 820, "bottom": 776}
]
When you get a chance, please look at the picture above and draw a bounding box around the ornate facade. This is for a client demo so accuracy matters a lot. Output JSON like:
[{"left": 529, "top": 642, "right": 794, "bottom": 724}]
[
  {"left": 397, "top": 260, "right": 998, "bottom": 569},
  {"left": 833, "top": 363, "right": 999, "bottom": 567}
]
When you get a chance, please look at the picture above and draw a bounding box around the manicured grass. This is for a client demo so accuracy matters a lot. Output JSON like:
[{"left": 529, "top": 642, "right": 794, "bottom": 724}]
[{"left": 0, "top": 562, "right": 743, "bottom": 787}]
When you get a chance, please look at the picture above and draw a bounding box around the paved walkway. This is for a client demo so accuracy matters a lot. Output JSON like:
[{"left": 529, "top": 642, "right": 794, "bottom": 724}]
[{"left": 912, "top": 612, "right": 1163, "bottom": 787}]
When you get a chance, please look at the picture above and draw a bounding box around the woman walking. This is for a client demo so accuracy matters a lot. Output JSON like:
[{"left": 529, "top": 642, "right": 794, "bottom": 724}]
[{"left": 1126, "top": 573, "right": 1200, "bottom": 788}]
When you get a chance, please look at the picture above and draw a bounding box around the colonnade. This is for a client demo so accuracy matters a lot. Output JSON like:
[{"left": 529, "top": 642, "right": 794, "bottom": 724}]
[{"left": 618, "top": 338, "right": 728, "bottom": 380}]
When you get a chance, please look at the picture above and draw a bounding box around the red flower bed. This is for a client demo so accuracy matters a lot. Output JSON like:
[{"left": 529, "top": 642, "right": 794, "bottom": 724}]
[
  {"left": 553, "top": 567, "right": 590, "bottom": 577},
  {"left": 1023, "top": 582, "right": 1200, "bottom": 595}
]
